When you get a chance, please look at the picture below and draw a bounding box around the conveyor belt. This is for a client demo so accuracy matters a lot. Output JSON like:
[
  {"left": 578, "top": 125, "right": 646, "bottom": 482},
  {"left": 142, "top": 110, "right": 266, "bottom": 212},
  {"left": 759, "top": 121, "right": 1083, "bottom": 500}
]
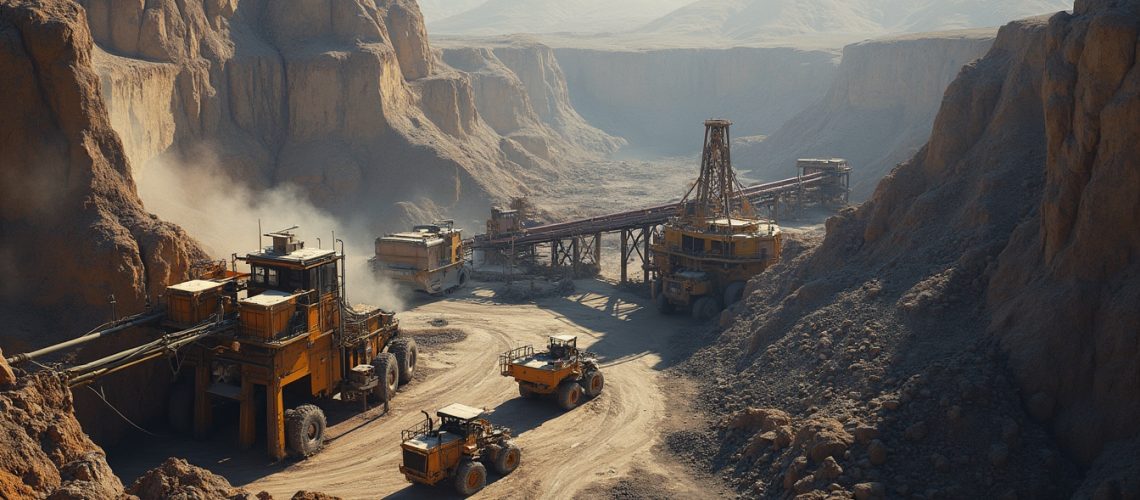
[{"left": 474, "top": 172, "right": 829, "bottom": 248}]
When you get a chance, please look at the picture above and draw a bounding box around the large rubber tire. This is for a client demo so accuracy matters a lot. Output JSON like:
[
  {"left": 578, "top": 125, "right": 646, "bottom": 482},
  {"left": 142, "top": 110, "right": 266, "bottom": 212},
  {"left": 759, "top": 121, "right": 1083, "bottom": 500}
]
[
  {"left": 556, "top": 380, "right": 584, "bottom": 411},
  {"left": 692, "top": 296, "right": 722, "bottom": 321},
  {"left": 580, "top": 370, "right": 605, "bottom": 398},
  {"left": 518, "top": 384, "right": 538, "bottom": 399},
  {"left": 724, "top": 281, "right": 746, "bottom": 306},
  {"left": 388, "top": 338, "right": 418, "bottom": 385},
  {"left": 453, "top": 460, "right": 487, "bottom": 496},
  {"left": 284, "top": 404, "right": 326, "bottom": 458},
  {"left": 167, "top": 383, "right": 193, "bottom": 434},
  {"left": 654, "top": 291, "right": 675, "bottom": 314},
  {"left": 372, "top": 351, "right": 399, "bottom": 403},
  {"left": 493, "top": 441, "right": 522, "bottom": 475}
]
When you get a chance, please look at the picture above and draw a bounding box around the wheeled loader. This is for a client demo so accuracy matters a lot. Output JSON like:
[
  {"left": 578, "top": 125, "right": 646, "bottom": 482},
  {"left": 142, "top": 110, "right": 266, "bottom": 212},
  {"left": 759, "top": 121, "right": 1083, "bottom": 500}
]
[
  {"left": 399, "top": 403, "right": 521, "bottom": 496},
  {"left": 499, "top": 335, "right": 604, "bottom": 410}
]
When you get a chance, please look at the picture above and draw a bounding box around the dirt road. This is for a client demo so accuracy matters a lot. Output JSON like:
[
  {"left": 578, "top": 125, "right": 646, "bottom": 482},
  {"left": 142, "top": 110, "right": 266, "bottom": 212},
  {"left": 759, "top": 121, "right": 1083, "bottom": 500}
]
[{"left": 110, "top": 279, "right": 724, "bottom": 499}]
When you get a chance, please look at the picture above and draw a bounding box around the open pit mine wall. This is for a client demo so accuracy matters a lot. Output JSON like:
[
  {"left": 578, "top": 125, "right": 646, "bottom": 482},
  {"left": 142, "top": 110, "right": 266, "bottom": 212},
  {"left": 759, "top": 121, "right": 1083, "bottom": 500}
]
[
  {"left": 80, "top": 0, "right": 571, "bottom": 232},
  {"left": 0, "top": 0, "right": 209, "bottom": 446},
  {"left": 742, "top": 0, "right": 1137, "bottom": 489},
  {"left": 738, "top": 31, "right": 997, "bottom": 201},
  {"left": 553, "top": 46, "right": 839, "bottom": 156},
  {"left": 438, "top": 42, "right": 624, "bottom": 165}
]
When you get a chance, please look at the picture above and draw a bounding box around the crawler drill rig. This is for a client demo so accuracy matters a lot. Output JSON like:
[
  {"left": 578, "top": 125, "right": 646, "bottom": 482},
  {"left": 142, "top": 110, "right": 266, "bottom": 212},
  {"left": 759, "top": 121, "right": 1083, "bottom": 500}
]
[
  {"left": 650, "top": 120, "right": 783, "bottom": 320},
  {"left": 7, "top": 228, "right": 417, "bottom": 461}
]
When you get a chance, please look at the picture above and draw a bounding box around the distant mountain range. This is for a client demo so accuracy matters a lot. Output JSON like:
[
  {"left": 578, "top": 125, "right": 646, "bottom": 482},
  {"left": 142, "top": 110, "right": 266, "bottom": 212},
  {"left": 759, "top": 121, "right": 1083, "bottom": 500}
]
[
  {"left": 426, "top": 0, "right": 693, "bottom": 36},
  {"left": 637, "top": 0, "right": 1072, "bottom": 42},
  {"left": 426, "top": 0, "right": 1072, "bottom": 47}
]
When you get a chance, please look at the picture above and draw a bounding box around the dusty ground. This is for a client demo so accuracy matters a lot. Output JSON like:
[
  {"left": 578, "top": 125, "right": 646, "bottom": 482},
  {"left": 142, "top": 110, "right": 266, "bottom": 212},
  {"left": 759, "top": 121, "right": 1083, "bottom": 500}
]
[{"left": 108, "top": 279, "right": 731, "bottom": 499}]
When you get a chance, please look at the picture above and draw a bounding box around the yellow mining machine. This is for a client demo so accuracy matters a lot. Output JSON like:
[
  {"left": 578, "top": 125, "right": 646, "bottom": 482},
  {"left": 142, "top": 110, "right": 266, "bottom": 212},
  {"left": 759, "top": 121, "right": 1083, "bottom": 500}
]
[
  {"left": 9, "top": 227, "right": 419, "bottom": 461},
  {"left": 371, "top": 220, "right": 470, "bottom": 295},
  {"left": 399, "top": 403, "right": 521, "bottom": 496},
  {"left": 499, "top": 335, "right": 604, "bottom": 410},
  {"left": 650, "top": 119, "right": 782, "bottom": 320}
]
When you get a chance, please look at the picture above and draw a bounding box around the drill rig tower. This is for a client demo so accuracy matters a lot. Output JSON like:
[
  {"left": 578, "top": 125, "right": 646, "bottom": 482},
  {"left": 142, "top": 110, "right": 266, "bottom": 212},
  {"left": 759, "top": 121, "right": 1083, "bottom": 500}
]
[{"left": 650, "top": 120, "right": 783, "bottom": 320}]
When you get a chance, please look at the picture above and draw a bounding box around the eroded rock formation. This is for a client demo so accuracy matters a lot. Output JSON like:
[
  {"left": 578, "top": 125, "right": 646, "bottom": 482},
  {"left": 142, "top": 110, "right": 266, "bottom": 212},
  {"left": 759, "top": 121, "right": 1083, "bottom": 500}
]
[
  {"left": 81, "top": 0, "right": 616, "bottom": 234},
  {"left": 738, "top": 29, "right": 996, "bottom": 200}
]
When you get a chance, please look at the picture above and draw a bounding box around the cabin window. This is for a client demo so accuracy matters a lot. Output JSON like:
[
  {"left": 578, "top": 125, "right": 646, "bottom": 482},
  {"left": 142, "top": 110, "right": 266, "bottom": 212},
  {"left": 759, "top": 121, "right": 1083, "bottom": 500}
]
[
  {"left": 267, "top": 268, "right": 279, "bottom": 286},
  {"left": 319, "top": 263, "right": 338, "bottom": 294},
  {"left": 287, "top": 269, "right": 304, "bottom": 290},
  {"left": 252, "top": 266, "right": 266, "bottom": 284},
  {"left": 682, "top": 235, "right": 702, "bottom": 254}
]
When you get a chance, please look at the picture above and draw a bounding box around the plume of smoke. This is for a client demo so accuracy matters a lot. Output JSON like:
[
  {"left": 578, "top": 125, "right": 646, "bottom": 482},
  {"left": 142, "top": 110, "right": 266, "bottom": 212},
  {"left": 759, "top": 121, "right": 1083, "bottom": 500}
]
[{"left": 135, "top": 151, "right": 407, "bottom": 312}]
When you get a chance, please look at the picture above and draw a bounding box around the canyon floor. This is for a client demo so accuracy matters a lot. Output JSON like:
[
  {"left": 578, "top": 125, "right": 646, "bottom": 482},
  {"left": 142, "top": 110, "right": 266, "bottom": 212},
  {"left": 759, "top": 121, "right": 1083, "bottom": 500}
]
[
  {"left": 102, "top": 151, "right": 832, "bottom": 499},
  {"left": 107, "top": 279, "right": 732, "bottom": 499}
]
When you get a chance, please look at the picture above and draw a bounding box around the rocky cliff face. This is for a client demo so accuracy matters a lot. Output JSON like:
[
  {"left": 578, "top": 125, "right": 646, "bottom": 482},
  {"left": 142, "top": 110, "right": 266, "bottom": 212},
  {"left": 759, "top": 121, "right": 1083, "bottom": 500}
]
[
  {"left": 80, "top": 0, "right": 599, "bottom": 235},
  {"left": 738, "top": 29, "right": 996, "bottom": 200},
  {"left": 987, "top": 0, "right": 1140, "bottom": 468},
  {"left": 0, "top": 0, "right": 212, "bottom": 446},
  {"left": 681, "top": 1, "right": 1140, "bottom": 496},
  {"left": 553, "top": 46, "right": 838, "bottom": 155},
  {"left": 0, "top": 0, "right": 207, "bottom": 344},
  {"left": 438, "top": 38, "right": 625, "bottom": 161}
]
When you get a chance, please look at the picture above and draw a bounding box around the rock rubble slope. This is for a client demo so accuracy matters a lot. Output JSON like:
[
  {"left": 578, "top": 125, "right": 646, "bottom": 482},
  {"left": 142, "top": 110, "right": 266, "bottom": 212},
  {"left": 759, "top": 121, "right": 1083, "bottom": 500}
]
[{"left": 680, "top": 1, "right": 1140, "bottom": 497}]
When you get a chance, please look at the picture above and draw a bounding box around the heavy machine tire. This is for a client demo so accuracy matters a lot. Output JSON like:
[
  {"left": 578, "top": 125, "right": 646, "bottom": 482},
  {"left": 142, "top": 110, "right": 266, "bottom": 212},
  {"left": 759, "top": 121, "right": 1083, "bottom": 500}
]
[
  {"left": 284, "top": 404, "right": 326, "bottom": 458},
  {"left": 167, "top": 382, "right": 193, "bottom": 434},
  {"left": 518, "top": 384, "right": 538, "bottom": 399},
  {"left": 724, "top": 281, "right": 746, "bottom": 306},
  {"left": 556, "top": 380, "right": 584, "bottom": 410},
  {"left": 493, "top": 441, "right": 522, "bottom": 475},
  {"left": 458, "top": 267, "right": 469, "bottom": 287},
  {"left": 372, "top": 352, "right": 399, "bottom": 402},
  {"left": 692, "top": 296, "right": 721, "bottom": 321},
  {"left": 654, "top": 291, "right": 675, "bottom": 314},
  {"left": 580, "top": 369, "right": 605, "bottom": 398},
  {"left": 388, "top": 338, "right": 418, "bottom": 385},
  {"left": 453, "top": 460, "right": 487, "bottom": 496}
]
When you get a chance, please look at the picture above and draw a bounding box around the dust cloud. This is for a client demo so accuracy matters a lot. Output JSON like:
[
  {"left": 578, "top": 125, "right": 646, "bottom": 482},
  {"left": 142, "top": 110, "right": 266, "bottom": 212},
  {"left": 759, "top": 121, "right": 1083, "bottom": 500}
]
[{"left": 135, "top": 152, "right": 407, "bottom": 312}]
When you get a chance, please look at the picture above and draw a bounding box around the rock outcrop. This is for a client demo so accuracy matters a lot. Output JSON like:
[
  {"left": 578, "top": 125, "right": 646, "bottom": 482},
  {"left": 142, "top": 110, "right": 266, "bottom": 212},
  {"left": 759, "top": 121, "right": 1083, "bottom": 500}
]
[
  {"left": 80, "top": 0, "right": 595, "bottom": 236},
  {"left": 987, "top": 0, "right": 1140, "bottom": 466},
  {"left": 0, "top": 372, "right": 123, "bottom": 499},
  {"left": 738, "top": 29, "right": 996, "bottom": 200},
  {"left": 681, "top": 0, "right": 1140, "bottom": 496},
  {"left": 553, "top": 46, "right": 838, "bottom": 155},
  {"left": 439, "top": 38, "right": 625, "bottom": 161},
  {"left": 0, "top": 0, "right": 210, "bottom": 446}
]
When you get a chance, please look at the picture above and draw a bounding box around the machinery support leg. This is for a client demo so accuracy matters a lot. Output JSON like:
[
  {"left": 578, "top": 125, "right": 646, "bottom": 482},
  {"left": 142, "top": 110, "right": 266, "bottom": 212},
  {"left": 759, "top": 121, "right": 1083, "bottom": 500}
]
[
  {"left": 642, "top": 226, "right": 651, "bottom": 283},
  {"left": 551, "top": 241, "right": 558, "bottom": 269},
  {"left": 572, "top": 238, "right": 580, "bottom": 275},
  {"left": 239, "top": 380, "right": 255, "bottom": 450},
  {"left": 594, "top": 233, "right": 601, "bottom": 267},
  {"left": 267, "top": 379, "right": 286, "bottom": 461},
  {"left": 620, "top": 230, "right": 629, "bottom": 283},
  {"left": 193, "top": 364, "right": 211, "bottom": 439}
]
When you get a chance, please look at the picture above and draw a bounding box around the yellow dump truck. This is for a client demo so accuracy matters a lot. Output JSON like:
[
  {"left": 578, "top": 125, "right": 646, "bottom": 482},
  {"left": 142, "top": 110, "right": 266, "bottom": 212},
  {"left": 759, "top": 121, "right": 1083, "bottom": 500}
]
[
  {"left": 371, "top": 220, "right": 469, "bottom": 295},
  {"left": 499, "top": 335, "right": 604, "bottom": 410}
]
